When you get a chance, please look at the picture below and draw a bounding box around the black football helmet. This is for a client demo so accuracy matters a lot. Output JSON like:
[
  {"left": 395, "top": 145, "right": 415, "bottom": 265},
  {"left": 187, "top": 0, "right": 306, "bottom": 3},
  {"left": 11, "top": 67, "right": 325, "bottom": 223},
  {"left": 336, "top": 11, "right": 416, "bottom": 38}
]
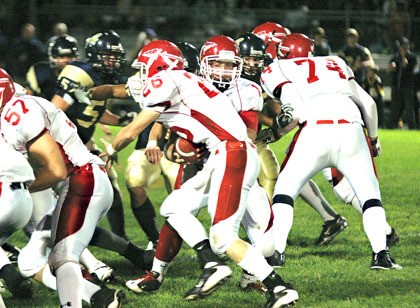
[
  {"left": 85, "top": 30, "right": 126, "bottom": 76},
  {"left": 177, "top": 42, "right": 200, "bottom": 75},
  {"left": 235, "top": 33, "right": 267, "bottom": 82},
  {"left": 48, "top": 35, "right": 79, "bottom": 68}
]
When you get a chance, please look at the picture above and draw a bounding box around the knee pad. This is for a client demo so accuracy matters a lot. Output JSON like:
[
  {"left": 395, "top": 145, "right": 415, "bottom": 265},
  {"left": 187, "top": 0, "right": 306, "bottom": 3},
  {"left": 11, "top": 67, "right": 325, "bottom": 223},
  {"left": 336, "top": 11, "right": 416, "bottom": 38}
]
[
  {"left": 209, "top": 221, "right": 238, "bottom": 255},
  {"left": 18, "top": 230, "right": 51, "bottom": 277}
]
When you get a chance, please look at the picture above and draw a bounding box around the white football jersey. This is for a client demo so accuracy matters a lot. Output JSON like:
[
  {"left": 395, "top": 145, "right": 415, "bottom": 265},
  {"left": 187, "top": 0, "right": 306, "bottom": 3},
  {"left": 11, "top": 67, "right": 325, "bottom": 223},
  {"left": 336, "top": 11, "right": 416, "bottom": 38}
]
[
  {"left": 140, "top": 70, "right": 250, "bottom": 149},
  {"left": 260, "top": 55, "right": 364, "bottom": 125},
  {"left": 0, "top": 95, "right": 104, "bottom": 169},
  {"left": 0, "top": 135, "right": 35, "bottom": 184},
  {"left": 224, "top": 77, "right": 263, "bottom": 113}
]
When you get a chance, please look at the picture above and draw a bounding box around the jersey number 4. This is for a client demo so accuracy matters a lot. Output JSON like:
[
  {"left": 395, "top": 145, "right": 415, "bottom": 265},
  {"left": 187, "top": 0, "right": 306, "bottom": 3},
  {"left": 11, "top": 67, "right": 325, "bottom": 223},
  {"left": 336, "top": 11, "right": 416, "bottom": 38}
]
[{"left": 294, "top": 58, "right": 346, "bottom": 83}]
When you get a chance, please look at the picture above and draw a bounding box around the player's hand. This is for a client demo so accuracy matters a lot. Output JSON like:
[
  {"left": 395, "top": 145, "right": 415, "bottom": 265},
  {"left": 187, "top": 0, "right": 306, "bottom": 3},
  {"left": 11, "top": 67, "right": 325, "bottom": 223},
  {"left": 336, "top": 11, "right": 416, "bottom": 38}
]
[
  {"left": 145, "top": 146, "right": 163, "bottom": 164},
  {"left": 256, "top": 127, "right": 281, "bottom": 144},
  {"left": 370, "top": 137, "right": 381, "bottom": 157},
  {"left": 74, "top": 89, "right": 92, "bottom": 105},
  {"left": 100, "top": 138, "right": 120, "bottom": 171},
  {"left": 118, "top": 111, "right": 138, "bottom": 126}
]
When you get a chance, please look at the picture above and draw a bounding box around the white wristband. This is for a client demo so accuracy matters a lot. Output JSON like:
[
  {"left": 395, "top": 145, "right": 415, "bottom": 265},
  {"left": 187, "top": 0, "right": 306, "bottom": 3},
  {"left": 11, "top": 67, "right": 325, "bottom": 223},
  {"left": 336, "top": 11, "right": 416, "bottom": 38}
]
[
  {"left": 106, "top": 143, "right": 118, "bottom": 156},
  {"left": 146, "top": 140, "right": 158, "bottom": 148}
]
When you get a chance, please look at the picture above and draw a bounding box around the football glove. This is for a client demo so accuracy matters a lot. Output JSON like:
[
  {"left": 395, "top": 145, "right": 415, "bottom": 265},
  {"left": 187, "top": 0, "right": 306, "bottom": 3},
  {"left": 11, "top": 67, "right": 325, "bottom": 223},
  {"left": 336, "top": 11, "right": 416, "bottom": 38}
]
[
  {"left": 74, "top": 89, "right": 92, "bottom": 105},
  {"left": 370, "top": 138, "right": 381, "bottom": 157},
  {"left": 118, "top": 111, "right": 138, "bottom": 126},
  {"left": 256, "top": 127, "right": 281, "bottom": 144}
]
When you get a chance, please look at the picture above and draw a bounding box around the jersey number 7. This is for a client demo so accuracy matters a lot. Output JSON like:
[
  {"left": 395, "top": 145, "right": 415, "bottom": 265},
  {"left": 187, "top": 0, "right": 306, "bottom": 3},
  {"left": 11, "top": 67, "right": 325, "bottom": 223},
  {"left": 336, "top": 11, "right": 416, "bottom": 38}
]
[{"left": 294, "top": 58, "right": 346, "bottom": 84}]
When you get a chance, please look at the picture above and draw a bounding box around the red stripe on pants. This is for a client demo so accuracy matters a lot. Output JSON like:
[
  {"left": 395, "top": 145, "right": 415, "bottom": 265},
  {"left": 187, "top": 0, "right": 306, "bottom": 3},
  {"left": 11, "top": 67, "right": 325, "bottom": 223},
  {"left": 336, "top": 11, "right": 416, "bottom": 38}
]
[
  {"left": 214, "top": 141, "right": 247, "bottom": 225},
  {"left": 55, "top": 164, "right": 95, "bottom": 244}
]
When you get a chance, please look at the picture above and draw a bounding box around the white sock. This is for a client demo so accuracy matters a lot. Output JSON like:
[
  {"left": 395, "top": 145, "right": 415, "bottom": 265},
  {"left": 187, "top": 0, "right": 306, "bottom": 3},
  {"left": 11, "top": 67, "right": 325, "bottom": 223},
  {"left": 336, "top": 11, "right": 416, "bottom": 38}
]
[
  {"left": 56, "top": 262, "right": 84, "bottom": 308},
  {"left": 41, "top": 264, "right": 57, "bottom": 290},
  {"left": 271, "top": 203, "right": 294, "bottom": 253},
  {"left": 363, "top": 207, "right": 387, "bottom": 253},
  {"left": 80, "top": 249, "right": 102, "bottom": 273},
  {"left": 82, "top": 277, "right": 101, "bottom": 304},
  {"left": 151, "top": 257, "right": 169, "bottom": 282},
  {"left": 238, "top": 243, "right": 273, "bottom": 282},
  {"left": 350, "top": 196, "right": 363, "bottom": 214},
  {"left": 384, "top": 222, "right": 392, "bottom": 235}
]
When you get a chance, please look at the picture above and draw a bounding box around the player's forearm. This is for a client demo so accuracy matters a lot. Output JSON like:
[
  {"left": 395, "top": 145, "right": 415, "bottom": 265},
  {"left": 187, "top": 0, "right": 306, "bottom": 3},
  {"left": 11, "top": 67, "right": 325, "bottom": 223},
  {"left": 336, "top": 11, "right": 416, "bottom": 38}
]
[
  {"left": 30, "top": 166, "right": 67, "bottom": 192},
  {"left": 90, "top": 84, "right": 127, "bottom": 100}
]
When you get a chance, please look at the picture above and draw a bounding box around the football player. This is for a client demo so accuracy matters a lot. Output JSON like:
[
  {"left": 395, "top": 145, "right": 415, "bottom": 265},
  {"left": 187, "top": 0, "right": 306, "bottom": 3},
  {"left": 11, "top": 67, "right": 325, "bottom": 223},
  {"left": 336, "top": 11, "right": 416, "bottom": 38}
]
[
  {"left": 0, "top": 69, "right": 124, "bottom": 308},
  {"left": 236, "top": 32, "right": 348, "bottom": 254},
  {"left": 26, "top": 35, "right": 79, "bottom": 99},
  {"left": 260, "top": 33, "right": 401, "bottom": 270},
  {"left": 49, "top": 30, "right": 153, "bottom": 271},
  {"left": 114, "top": 38, "right": 298, "bottom": 307},
  {"left": 0, "top": 133, "right": 35, "bottom": 300}
]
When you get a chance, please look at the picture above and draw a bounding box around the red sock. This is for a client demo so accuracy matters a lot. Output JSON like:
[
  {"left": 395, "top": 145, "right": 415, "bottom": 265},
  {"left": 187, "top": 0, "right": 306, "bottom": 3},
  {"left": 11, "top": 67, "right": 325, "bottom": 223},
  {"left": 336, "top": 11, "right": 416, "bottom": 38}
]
[{"left": 155, "top": 222, "right": 183, "bottom": 262}]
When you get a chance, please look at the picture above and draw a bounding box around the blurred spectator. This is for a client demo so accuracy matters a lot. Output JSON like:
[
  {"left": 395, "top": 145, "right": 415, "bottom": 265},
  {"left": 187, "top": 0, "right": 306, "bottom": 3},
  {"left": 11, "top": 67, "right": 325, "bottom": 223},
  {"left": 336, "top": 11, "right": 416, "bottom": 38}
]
[
  {"left": 46, "top": 22, "right": 70, "bottom": 47},
  {"left": 383, "top": 0, "right": 411, "bottom": 53},
  {"left": 338, "top": 28, "right": 374, "bottom": 85},
  {"left": 8, "top": 23, "right": 47, "bottom": 83},
  {"left": 387, "top": 37, "right": 418, "bottom": 129},
  {"left": 361, "top": 65, "right": 386, "bottom": 128},
  {"left": 311, "top": 26, "right": 331, "bottom": 56}
]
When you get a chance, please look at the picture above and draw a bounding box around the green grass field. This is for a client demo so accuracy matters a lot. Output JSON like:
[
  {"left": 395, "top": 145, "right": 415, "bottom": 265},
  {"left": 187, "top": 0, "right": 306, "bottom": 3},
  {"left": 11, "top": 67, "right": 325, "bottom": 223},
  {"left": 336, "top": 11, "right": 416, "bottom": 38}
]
[{"left": 4, "top": 129, "right": 420, "bottom": 307}]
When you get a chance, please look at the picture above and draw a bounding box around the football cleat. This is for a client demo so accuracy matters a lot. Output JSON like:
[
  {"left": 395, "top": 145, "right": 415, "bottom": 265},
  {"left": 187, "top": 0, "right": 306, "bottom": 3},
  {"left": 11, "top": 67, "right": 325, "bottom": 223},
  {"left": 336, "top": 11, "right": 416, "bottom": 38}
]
[
  {"left": 267, "top": 250, "right": 286, "bottom": 268},
  {"left": 90, "top": 286, "right": 125, "bottom": 308},
  {"left": 2, "top": 243, "right": 20, "bottom": 264},
  {"left": 125, "top": 271, "right": 161, "bottom": 293},
  {"left": 386, "top": 228, "right": 400, "bottom": 248},
  {"left": 184, "top": 262, "right": 232, "bottom": 301},
  {"left": 237, "top": 271, "right": 267, "bottom": 293},
  {"left": 315, "top": 215, "right": 348, "bottom": 246},
  {"left": 265, "top": 277, "right": 298, "bottom": 308},
  {"left": 371, "top": 250, "right": 402, "bottom": 270},
  {"left": 90, "top": 263, "right": 115, "bottom": 283}
]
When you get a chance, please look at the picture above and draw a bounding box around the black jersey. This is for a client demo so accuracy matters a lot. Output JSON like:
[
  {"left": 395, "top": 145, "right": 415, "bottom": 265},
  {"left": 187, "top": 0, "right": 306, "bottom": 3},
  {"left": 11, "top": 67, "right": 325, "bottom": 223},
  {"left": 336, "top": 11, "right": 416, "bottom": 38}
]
[{"left": 26, "top": 61, "right": 58, "bottom": 100}]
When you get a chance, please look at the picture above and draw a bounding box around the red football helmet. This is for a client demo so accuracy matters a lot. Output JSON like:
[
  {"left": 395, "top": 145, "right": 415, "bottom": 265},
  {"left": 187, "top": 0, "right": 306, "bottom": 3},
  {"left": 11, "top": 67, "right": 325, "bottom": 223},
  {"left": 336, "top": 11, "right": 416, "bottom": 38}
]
[
  {"left": 200, "top": 35, "right": 243, "bottom": 91},
  {"left": 252, "top": 22, "right": 289, "bottom": 45},
  {"left": 132, "top": 40, "right": 184, "bottom": 86},
  {"left": 278, "top": 33, "right": 314, "bottom": 59},
  {"left": 0, "top": 69, "right": 16, "bottom": 109}
]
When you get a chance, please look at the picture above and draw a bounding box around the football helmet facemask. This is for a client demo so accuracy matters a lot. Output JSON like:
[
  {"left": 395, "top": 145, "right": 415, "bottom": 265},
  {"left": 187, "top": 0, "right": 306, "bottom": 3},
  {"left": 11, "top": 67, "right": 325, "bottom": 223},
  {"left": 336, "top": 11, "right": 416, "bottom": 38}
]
[
  {"left": 132, "top": 40, "right": 184, "bottom": 88},
  {"left": 0, "top": 69, "right": 16, "bottom": 109},
  {"left": 278, "top": 33, "right": 314, "bottom": 59},
  {"left": 48, "top": 35, "right": 79, "bottom": 69},
  {"left": 85, "top": 30, "right": 126, "bottom": 76},
  {"left": 200, "top": 35, "right": 243, "bottom": 92},
  {"left": 235, "top": 32, "right": 266, "bottom": 81}
]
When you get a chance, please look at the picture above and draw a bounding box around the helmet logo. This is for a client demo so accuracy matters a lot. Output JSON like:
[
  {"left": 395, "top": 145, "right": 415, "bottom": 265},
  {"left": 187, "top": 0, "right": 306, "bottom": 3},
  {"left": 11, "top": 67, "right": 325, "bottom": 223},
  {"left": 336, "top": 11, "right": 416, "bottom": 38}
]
[
  {"left": 143, "top": 48, "right": 180, "bottom": 68},
  {"left": 201, "top": 41, "right": 218, "bottom": 54},
  {"left": 86, "top": 33, "right": 101, "bottom": 46}
]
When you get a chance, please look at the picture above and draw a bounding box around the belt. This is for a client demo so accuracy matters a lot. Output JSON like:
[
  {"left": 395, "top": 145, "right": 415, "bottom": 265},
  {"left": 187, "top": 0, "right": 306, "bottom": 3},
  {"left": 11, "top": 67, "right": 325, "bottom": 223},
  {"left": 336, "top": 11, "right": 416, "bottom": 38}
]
[
  {"left": 316, "top": 119, "right": 350, "bottom": 125},
  {"left": 10, "top": 182, "right": 28, "bottom": 190}
]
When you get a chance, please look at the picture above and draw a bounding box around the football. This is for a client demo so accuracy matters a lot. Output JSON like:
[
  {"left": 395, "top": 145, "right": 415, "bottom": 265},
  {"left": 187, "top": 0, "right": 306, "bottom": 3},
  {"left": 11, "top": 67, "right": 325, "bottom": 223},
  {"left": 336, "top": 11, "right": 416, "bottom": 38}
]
[{"left": 165, "top": 135, "right": 207, "bottom": 164}]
